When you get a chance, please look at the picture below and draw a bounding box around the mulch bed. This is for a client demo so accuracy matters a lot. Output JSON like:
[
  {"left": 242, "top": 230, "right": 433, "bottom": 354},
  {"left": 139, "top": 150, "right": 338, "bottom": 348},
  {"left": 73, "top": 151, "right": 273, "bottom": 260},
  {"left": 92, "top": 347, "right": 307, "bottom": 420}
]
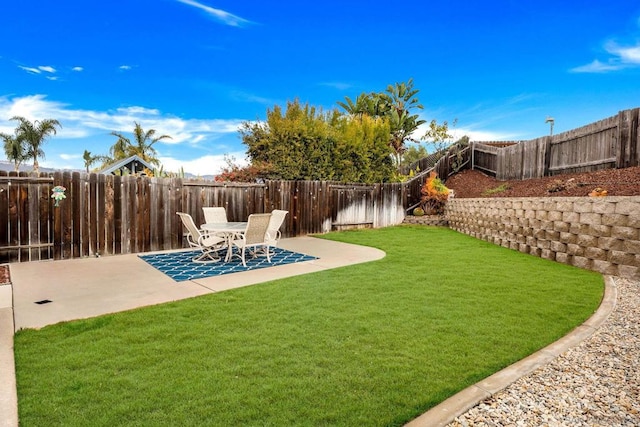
[{"left": 446, "top": 166, "right": 640, "bottom": 198}]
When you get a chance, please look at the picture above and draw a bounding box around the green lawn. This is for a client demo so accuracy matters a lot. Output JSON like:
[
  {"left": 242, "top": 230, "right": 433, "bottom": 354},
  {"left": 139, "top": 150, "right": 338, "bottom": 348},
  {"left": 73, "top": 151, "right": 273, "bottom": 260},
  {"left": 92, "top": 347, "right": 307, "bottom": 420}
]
[{"left": 14, "top": 226, "right": 603, "bottom": 426}]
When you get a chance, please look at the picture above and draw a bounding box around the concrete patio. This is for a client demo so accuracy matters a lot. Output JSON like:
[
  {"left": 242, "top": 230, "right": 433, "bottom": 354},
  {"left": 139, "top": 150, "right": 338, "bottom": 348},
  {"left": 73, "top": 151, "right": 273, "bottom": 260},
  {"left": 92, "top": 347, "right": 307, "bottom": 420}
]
[{"left": 0, "top": 236, "right": 385, "bottom": 427}]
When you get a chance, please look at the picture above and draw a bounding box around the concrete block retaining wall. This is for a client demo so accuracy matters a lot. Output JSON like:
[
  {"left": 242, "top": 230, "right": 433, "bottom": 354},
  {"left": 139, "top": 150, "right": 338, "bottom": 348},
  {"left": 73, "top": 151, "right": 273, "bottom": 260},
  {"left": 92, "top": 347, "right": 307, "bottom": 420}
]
[{"left": 445, "top": 197, "right": 640, "bottom": 280}]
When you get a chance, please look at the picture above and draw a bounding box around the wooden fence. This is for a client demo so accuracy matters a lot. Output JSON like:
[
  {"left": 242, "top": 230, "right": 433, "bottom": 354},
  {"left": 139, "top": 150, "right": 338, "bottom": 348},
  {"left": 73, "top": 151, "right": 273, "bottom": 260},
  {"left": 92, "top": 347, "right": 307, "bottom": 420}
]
[
  {"left": 470, "top": 108, "right": 640, "bottom": 180},
  {"left": 4, "top": 108, "right": 636, "bottom": 262},
  {"left": 0, "top": 171, "right": 407, "bottom": 263},
  {"left": 402, "top": 142, "right": 473, "bottom": 211}
]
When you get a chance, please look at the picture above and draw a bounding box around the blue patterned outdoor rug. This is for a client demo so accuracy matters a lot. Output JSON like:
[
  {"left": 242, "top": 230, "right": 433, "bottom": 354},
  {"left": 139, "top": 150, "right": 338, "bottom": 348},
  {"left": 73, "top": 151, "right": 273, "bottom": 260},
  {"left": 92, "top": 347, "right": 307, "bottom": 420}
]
[{"left": 139, "top": 247, "right": 317, "bottom": 282}]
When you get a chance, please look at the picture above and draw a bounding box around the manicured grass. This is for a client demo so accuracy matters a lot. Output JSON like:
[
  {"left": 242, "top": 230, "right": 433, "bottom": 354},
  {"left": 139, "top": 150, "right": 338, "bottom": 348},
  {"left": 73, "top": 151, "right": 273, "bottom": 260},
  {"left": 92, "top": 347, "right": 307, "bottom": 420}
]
[{"left": 14, "top": 226, "right": 603, "bottom": 426}]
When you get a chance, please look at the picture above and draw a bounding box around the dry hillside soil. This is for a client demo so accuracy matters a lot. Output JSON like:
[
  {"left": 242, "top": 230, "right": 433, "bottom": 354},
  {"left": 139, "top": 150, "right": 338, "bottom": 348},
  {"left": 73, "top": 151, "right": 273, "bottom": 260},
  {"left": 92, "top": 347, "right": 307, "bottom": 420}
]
[{"left": 445, "top": 166, "right": 640, "bottom": 198}]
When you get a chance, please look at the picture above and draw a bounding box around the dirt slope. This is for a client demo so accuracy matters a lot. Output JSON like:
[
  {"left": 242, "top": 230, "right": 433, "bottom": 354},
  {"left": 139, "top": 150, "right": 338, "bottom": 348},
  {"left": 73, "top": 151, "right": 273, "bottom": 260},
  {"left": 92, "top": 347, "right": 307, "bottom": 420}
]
[{"left": 445, "top": 166, "right": 640, "bottom": 198}]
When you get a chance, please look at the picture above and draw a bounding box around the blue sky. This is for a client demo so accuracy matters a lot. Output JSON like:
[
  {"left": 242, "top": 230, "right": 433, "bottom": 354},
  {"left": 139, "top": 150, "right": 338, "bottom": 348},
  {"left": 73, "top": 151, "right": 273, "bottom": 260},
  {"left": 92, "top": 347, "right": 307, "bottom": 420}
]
[{"left": 2, "top": 0, "right": 640, "bottom": 175}]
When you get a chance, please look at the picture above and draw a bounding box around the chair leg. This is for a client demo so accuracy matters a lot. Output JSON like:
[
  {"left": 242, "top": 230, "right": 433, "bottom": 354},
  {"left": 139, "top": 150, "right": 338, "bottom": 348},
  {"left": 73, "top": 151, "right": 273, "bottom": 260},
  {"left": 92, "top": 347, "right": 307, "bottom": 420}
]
[
  {"left": 240, "top": 247, "right": 247, "bottom": 267},
  {"left": 192, "top": 248, "right": 221, "bottom": 263},
  {"left": 255, "top": 245, "right": 276, "bottom": 257}
]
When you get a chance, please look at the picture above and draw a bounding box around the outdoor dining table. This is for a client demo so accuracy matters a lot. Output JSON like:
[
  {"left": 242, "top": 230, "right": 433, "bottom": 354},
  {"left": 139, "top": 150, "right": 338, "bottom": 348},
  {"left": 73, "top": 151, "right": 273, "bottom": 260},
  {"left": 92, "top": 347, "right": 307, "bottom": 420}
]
[{"left": 201, "top": 222, "right": 248, "bottom": 261}]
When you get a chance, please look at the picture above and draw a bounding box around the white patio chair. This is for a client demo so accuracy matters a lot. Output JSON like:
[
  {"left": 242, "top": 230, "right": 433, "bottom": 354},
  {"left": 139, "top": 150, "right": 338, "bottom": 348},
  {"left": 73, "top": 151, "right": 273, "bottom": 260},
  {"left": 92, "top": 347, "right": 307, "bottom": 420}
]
[
  {"left": 228, "top": 213, "right": 272, "bottom": 267},
  {"left": 265, "top": 209, "right": 288, "bottom": 247},
  {"left": 257, "top": 209, "right": 288, "bottom": 256},
  {"left": 176, "top": 212, "right": 227, "bottom": 263},
  {"left": 202, "top": 206, "right": 228, "bottom": 224}
]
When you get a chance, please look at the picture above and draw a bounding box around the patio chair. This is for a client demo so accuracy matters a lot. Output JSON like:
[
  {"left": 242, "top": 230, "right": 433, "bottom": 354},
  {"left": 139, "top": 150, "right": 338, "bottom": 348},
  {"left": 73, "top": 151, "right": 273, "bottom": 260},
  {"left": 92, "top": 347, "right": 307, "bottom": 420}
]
[
  {"left": 228, "top": 213, "right": 272, "bottom": 267},
  {"left": 265, "top": 210, "right": 288, "bottom": 246},
  {"left": 176, "top": 212, "right": 227, "bottom": 263},
  {"left": 256, "top": 209, "right": 288, "bottom": 256},
  {"left": 202, "top": 206, "right": 228, "bottom": 224}
]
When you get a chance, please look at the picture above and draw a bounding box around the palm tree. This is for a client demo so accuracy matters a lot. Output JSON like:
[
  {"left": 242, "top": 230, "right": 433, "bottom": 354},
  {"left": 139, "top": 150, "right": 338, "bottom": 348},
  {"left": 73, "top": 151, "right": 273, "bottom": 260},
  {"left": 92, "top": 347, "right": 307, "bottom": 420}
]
[
  {"left": 1, "top": 131, "right": 27, "bottom": 171},
  {"left": 337, "top": 92, "right": 389, "bottom": 118},
  {"left": 109, "top": 136, "right": 129, "bottom": 161},
  {"left": 338, "top": 79, "right": 425, "bottom": 169},
  {"left": 82, "top": 150, "right": 110, "bottom": 173},
  {"left": 383, "top": 79, "right": 425, "bottom": 168},
  {"left": 387, "top": 109, "right": 423, "bottom": 167},
  {"left": 10, "top": 116, "right": 62, "bottom": 172},
  {"left": 109, "top": 122, "right": 171, "bottom": 167}
]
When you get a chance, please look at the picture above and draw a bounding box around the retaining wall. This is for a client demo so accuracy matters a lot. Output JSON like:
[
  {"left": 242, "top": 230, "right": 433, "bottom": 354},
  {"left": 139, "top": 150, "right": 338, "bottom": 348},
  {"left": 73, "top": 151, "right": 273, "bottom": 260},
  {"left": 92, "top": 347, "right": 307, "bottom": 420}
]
[
  {"left": 445, "top": 197, "right": 640, "bottom": 280},
  {"left": 402, "top": 215, "right": 449, "bottom": 227}
]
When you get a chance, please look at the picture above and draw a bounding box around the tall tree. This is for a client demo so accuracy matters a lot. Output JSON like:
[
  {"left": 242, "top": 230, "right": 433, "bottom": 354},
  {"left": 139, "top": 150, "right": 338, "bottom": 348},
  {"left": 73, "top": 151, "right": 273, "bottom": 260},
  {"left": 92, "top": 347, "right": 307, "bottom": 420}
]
[
  {"left": 401, "top": 144, "right": 430, "bottom": 169},
  {"left": 1, "top": 131, "right": 27, "bottom": 171},
  {"left": 422, "top": 119, "right": 455, "bottom": 154},
  {"left": 109, "top": 122, "right": 171, "bottom": 166},
  {"left": 337, "top": 92, "right": 389, "bottom": 118},
  {"left": 109, "top": 136, "right": 129, "bottom": 161},
  {"left": 82, "top": 150, "right": 110, "bottom": 173},
  {"left": 240, "top": 99, "right": 394, "bottom": 182},
  {"left": 382, "top": 79, "right": 426, "bottom": 167},
  {"left": 9, "top": 116, "right": 61, "bottom": 172},
  {"left": 338, "top": 79, "right": 426, "bottom": 169}
]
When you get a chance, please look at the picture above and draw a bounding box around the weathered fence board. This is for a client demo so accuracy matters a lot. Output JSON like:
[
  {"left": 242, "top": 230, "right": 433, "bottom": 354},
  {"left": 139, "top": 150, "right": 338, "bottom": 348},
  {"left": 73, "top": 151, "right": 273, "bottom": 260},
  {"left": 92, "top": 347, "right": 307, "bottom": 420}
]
[
  {"left": 618, "top": 108, "right": 640, "bottom": 168},
  {"left": 331, "top": 183, "right": 375, "bottom": 230},
  {"left": 0, "top": 173, "right": 8, "bottom": 261},
  {"left": 2, "top": 173, "right": 408, "bottom": 262},
  {"left": 473, "top": 107, "right": 640, "bottom": 180},
  {"left": 471, "top": 142, "right": 499, "bottom": 175}
]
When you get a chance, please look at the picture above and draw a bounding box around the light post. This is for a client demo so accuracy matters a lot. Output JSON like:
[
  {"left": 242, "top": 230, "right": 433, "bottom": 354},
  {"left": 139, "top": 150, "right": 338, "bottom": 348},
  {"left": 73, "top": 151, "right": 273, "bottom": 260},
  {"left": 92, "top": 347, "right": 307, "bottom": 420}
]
[{"left": 545, "top": 117, "right": 555, "bottom": 136}]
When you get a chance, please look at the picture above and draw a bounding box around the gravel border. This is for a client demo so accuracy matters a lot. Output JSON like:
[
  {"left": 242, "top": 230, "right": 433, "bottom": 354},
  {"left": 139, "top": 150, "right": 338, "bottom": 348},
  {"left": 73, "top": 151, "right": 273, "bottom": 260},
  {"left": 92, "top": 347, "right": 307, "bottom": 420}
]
[{"left": 448, "top": 276, "right": 640, "bottom": 427}]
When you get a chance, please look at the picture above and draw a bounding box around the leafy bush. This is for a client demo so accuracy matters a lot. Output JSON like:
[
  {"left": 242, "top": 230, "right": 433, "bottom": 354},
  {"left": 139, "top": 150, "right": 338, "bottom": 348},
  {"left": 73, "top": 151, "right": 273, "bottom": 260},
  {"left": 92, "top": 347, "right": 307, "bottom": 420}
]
[{"left": 420, "top": 171, "right": 449, "bottom": 215}]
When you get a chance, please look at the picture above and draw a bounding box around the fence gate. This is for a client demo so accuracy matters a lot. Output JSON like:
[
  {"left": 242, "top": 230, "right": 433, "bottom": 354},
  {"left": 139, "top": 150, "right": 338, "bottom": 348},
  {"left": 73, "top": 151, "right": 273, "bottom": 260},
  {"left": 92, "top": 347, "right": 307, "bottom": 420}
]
[{"left": 330, "top": 185, "right": 375, "bottom": 231}]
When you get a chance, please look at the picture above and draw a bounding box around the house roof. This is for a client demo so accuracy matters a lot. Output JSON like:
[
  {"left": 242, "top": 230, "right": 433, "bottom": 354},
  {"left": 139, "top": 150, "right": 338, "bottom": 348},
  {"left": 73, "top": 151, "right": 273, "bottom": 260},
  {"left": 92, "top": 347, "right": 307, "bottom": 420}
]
[{"left": 99, "top": 155, "right": 154, "bottom": 175}]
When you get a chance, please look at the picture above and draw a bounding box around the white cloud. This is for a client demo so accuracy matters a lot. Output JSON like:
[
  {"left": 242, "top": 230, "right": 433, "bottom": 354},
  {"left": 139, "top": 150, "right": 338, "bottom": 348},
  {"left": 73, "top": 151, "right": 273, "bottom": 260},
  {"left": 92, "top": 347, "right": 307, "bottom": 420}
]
[
  {"left": 0, "top": 94, "right": 65, "bottom": 124},
  {"left": 605, "top": 41, "right": 640, "bottom": 64},
  {"left": 160, "top": 152, "right": 248, "bottom": 176},
  {"left": 571, "top": 19, "right": 640, "bottom": 73},
  {"left": 458, "top": 128, "right": 517, "bottom": 141},
  {"left": 412, "top": 120, "right": 516, "bottom": 145},
  {"left": 117, "top": 106, "right": 160, "bottom": 116},
  {"left": 18, "top": 66, "right": 41, "bottom": 74},
  {"left": 570, "top": 59, "right": 623, "bottom": 73},
  {"left": 319, "top": 81, "right": 353, "bottom": 91},
  {"left": 0, "top": 94, "right": 241, "bottom": 140},
  {"left": 0, "top": 94, "right": 246, "bottom": 173},
  {"left": 60, "top": 153, "right": 81, "bottom": 160},
  {"left": 119, "top": 65, "right": 132, "bottom": 70},
  {"left": 72, "top": 66, "right": 84, "bottom": 72},
  {"left": 18, "top": 65, "right": 57, "bottom": 74},
  {"left": 176, "top": 0, "right": 252, "bottom": 27},
  {"left": 230, "top": 90, "right": 278, "bottom": 106}
]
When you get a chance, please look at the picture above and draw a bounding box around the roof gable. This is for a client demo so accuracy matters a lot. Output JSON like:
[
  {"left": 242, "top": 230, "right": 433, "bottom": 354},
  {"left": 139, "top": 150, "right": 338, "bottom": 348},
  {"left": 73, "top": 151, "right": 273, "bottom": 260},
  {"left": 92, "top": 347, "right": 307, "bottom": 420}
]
[{"left": 99, "top": 155, "right": 154, "bottom": 175}]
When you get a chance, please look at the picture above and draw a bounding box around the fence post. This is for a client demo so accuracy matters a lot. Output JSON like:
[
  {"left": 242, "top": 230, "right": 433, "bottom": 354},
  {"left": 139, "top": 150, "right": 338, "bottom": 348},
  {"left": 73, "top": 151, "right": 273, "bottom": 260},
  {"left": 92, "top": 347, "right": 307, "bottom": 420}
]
[
  {"left": 543, "top": 136, "right": 552, "bottom": 177},
  {"left": 471, "top": 141, "right": 475, "bottom": 171},
  {"left": 630, "top": 108, "right": 639, "bottom": 167},
  {"left": 617, "top": 110, "right": 629, "bottom": 169}
]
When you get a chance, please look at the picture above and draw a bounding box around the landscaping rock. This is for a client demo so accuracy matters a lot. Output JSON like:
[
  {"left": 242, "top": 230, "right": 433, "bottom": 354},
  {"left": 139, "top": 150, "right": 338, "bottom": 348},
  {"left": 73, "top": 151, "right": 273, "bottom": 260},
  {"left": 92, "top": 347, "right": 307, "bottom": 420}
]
[{"left": 448, "top": 277, "right": 640, "bottom": 427}]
